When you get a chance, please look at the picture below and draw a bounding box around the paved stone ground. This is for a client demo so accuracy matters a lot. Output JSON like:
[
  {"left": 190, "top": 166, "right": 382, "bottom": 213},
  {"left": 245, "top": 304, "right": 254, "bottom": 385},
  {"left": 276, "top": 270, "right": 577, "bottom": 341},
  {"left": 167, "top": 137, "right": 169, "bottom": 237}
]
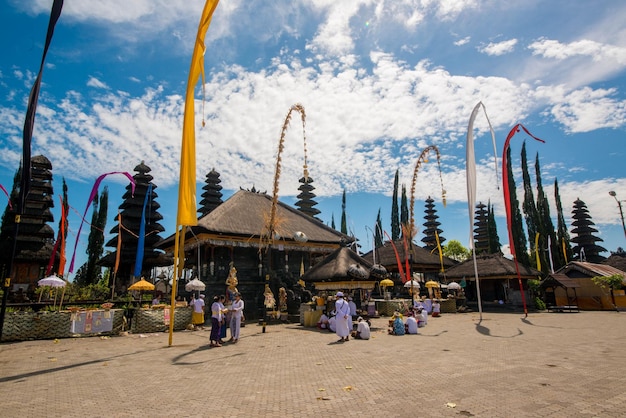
[{"left": 0, "top": 310, "right": 625, "bottom": 418}]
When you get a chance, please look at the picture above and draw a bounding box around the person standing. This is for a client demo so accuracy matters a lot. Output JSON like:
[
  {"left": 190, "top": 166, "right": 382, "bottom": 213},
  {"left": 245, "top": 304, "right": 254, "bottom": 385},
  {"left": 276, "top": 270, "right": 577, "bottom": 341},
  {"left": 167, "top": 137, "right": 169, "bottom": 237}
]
[
  {"left": 191, "top": 294, "right": 205, "bottom": 330},
  {"left": 334, "top": 291, "right": 351, "bottom": 342},
  {"left": 210, "top": 295, "right": 226, "bottom": 347},
  {"left": 228, "top": 292, "right": 244, "bottom": 343}
]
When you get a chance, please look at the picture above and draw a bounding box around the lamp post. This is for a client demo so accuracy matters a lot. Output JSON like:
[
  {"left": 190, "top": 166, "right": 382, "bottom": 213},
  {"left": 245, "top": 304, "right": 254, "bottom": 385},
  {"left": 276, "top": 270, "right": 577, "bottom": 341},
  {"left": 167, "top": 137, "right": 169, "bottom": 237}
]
[{"left": 609, "top": 191, "right": 626, "bottom": 240}]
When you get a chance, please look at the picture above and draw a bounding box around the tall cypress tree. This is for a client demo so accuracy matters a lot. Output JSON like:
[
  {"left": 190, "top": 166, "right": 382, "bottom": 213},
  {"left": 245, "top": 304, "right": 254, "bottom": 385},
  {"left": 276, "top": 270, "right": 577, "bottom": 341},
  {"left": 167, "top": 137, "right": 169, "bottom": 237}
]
[
  {"left": 331, "top": 214, "right": 336, "bottom": 230},
  {"left": 400, "top": 184, "right": 409, "bottom": 237},
  {"left": 534, "top": 153, "right": 557, "bottom": 274},
  {"left": 374, "top": 209, "right": 383, "bottom": 248},
  {"left": 391, "top": 170, "right": 400, "bottom": 240},
  {"left": 506, "top": 147, "right": 530, "bottom": 265},
  {"left": 340, "top": 189, "right": 347, "bottom": 234},
  {"left": 77, "top": 186, "right": 109, "bottom": 285},
  {"left": 554, "top": 179, "right": 572, "bottom": 268},
  {"left": 521, "top": 142, "right": 539, "bottom": 267}
]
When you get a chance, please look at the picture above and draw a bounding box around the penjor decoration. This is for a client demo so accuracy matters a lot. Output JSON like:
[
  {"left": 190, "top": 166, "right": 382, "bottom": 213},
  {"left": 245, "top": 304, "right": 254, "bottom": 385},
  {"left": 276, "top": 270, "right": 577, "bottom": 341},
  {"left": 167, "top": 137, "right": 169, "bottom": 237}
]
[
  {"left": 466, "top": 101, "right": 497, "bottom": 320},
  {"left": 502, "top": 124, "right": 545, "bottom": 318},
  {"left": 170, "top": 0, "right": 221, "bottom": 346}
]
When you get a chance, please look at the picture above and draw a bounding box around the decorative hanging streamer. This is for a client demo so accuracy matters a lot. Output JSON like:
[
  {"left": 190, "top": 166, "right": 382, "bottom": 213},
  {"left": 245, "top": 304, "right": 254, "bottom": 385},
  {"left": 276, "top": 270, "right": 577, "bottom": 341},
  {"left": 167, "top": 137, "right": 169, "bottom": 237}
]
[
  {"left": 45, "top": 195, "right": 67, "bottom": 276},
  {"left": 466, "top": 101, "right": 498, "bottom": 250},
  {"left": 171, "top": 0, "right": 221, "bottom": 347},
  {"left": 384, "top": 231, "right": 406, "bottom": 282},
  {"left": 134, "top": 184, "right": 152, "bottom": 278},
  {"left": 0, "top": 184, "right": 12, "bottom": 210},
  {"left": 435, "top": 230, "right": 444, "bottom": 273},
  {"left": 534, "top": 233, "right": 541, "bottom": 272},
  {"left": 20, "top": 0, "right": 64, "bottom": 213},
  {"left": 177, "top": 0, "right": 220, "bottom": 227},
  {"left": 68, "top": 171, "right": 135, "bottom": 273},
  {"left": 466, "top": 102, "right": 497, "bottom": 320},
  {"left": 547, "top": 235, "right": 555, "bottom": 274},
  {"left": 502, "top": 124, "right": 545, "bottom": 318},
  {"left": 562, "top": 238, "right": 568, "bottom": 265},
  {"left": 402, "top": 229, "right": 410, "bottom": 284},
  {"left": 58, "top": 196, "right": 67, "bottom": 277},
  {"left": 114, "top": 210, "right": 122, "bottom": 275}
]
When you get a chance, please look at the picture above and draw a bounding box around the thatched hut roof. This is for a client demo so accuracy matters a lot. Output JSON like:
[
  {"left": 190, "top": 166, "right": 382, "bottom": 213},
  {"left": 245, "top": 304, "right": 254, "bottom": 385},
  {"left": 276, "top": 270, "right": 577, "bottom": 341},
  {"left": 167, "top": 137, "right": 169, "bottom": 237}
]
[
  {"left": 602, "top": 251, "right": 626, "bottom": 272},
  {"left": 301, "top": 246, "right": 376, "bottom": 290},
  {"left": 302, "top": 246, "right": 373, "bottom": 282},
  {"left": 158, "top": 190, "right": 351, "bottom": 252},
  {"left": 443, "top": 253, "right": 541, "bottom": 279},
  {"left": 361, "top": 240, "right": 456, "bottom": 273}
]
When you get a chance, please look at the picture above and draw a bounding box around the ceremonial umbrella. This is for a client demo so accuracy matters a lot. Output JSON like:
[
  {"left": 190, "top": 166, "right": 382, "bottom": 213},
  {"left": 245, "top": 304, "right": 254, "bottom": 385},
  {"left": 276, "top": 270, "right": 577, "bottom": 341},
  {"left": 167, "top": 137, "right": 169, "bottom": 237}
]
[
  {"left": 128, "top": 277, "right": 155, "bottom": 304},
  {"left": 38, "top": 274, "right": 66, "bottom": 288},
  {"left": 447, "top": 282, "right": 461, "bottom": 290},
  {"left": 37, "top": 274, "right": 67, "bottom": 309},
  {"left": 380, "top": 278, "right": 394, "bottom": 287},
  {"left": 403, "top": 280, "right": 421, "bottom": 288},
  {"left": 185, "top": 278, "right": 206, "bottom": 298},
  {"left": 425, "top": 280, "right": 440, "bottom": 298}
]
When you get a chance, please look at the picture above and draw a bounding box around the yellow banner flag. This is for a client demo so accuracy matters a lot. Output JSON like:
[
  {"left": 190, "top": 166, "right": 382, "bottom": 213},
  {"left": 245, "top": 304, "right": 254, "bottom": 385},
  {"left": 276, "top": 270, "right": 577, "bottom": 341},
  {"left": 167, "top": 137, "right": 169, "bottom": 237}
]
[{"left": 177, "top": 0, "right": 220, "bottom": 226}]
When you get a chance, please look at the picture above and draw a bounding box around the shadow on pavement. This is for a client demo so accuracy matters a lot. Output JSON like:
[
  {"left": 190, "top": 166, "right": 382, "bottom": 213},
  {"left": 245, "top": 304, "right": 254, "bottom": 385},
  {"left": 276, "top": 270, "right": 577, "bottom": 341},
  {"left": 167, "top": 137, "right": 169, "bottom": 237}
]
[{"left": 475, "top": 320, "right": 523, "bottom": 338}]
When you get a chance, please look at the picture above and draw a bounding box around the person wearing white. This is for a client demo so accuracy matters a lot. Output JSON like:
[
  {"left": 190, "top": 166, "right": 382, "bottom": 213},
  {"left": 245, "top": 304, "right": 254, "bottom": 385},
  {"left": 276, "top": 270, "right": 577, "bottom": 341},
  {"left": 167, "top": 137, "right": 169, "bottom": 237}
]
[
  {"left": 354, "top": 317, "right": 370, "bottom": 340},
  {"left": 418, "top": 307, "right": 428, "bottom": 327},
  {"left": 228, "top": 292, "right": 244, "bottom": 343},
  {"left": 328, "top": 314, "right": 336, "bottom": 332},
  {"left": 317, "top": 311, "right": 329, "bottom": 329},
  {"left": 334, "top": 292, "right": 352, "bottom": 342},
  {"left": 348, "top": 297, "right": 357, "bottom": 317},
  {"left": 406, "top": 314, "right": 419, "bottom": 334}
]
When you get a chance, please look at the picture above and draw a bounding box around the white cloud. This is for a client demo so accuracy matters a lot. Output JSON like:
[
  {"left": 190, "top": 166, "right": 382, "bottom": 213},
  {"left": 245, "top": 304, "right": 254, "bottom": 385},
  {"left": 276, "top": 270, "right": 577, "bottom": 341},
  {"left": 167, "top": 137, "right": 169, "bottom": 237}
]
[
  {"left": 86, "top": 77, "right": 109, "bottom": 89},
  {"left": 537, "top": 86, "right": 626, "bottom": 133},
  {"left": 529, "top": 38, "right": 626, "bottom": 65},
  {"left": 454, "top": 36, "right": 471, "bottom": 46},
  {"left": 478, "top": 39, "right": 518, "bottom": 56}
]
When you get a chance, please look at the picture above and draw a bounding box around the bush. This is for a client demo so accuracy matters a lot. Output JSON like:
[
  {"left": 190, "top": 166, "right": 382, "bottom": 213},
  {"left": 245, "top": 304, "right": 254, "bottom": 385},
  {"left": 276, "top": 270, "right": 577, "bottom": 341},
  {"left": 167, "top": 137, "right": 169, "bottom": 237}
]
[{"left": 534, "top": 297, "right": 546, "bottom": 310}]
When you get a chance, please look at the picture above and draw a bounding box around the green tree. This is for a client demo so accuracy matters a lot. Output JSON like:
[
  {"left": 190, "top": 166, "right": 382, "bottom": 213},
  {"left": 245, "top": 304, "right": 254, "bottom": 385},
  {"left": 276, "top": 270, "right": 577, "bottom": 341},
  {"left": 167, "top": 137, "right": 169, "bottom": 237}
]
[
  {"left": 443, "top": 239, "right": 470, "bottom": 262},
  {"left": 521, "top": 142, "right": 539, "bottom": 267},
  {"left": 534, "top": 153, "right": 558, "bottom": 274},
  {"left": 592, "top": 274, "right": 624, "bottom": 310},
  {"left": 391, "top": 170, "right": 400, "bottom": 240},
  {"left": 340, "top": 189, "right": 347, "bottom": 234},
  {"left": 506, "top": 147, "right": 530, "bottom": 265},
  {"left": 554, "top": 179, "right": 572, "bottom": 268},
  {"left": 77, "top": 187, "right": 109, "bottom": 285},
  {"left": 400, "top": 184, "right": 409, "bottom": 237},
  {"left": 374, "top": 209, "right": 383, "bottom": 248},
  {"left": 331, "top": 213, "right": 336, "bottom": 230}
]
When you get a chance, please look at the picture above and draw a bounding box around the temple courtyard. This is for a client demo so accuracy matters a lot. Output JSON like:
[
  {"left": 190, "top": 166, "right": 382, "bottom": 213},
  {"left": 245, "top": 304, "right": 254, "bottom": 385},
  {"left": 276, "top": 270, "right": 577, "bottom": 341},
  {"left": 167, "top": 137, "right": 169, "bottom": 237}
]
[{"left": 0, "top": 310, "right": 624, "bottom": 417}]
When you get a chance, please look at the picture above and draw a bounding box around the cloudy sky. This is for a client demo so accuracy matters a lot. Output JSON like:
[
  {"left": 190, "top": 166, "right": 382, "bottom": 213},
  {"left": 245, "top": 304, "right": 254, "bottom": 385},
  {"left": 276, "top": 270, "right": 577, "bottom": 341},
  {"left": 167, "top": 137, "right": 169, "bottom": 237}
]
[{"left": 1, "top": 0, "right": 625, "bottom": 275}]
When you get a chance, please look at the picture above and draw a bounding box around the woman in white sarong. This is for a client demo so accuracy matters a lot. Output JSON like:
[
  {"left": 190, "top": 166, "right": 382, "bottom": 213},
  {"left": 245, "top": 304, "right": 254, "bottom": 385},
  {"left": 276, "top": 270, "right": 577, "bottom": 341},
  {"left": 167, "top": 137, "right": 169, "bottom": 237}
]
[{"left": 334, "top": 292, "right": 352, "bottom": 342}]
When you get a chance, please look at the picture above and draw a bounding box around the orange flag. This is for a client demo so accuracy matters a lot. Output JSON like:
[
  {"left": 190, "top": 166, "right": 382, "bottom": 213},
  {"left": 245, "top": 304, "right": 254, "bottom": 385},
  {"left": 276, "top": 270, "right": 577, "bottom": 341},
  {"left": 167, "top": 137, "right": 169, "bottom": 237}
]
[{"left": 177, "top": 0, "right": 220, "bottom": 227}]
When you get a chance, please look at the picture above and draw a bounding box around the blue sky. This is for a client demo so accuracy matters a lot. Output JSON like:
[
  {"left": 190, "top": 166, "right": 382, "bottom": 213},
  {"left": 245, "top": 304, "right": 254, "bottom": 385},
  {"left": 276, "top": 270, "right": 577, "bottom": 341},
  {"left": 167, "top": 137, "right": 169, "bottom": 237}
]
[{"left": 1, "top": 0, "right": 625, "bottom": 276}]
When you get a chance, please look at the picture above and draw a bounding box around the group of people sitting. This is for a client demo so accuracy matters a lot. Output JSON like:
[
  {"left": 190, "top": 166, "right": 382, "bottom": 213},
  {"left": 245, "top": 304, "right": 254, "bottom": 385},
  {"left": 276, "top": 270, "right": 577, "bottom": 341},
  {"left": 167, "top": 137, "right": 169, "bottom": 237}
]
[{"left": 388, "top": 304, "right": 432, "bottom": 335}]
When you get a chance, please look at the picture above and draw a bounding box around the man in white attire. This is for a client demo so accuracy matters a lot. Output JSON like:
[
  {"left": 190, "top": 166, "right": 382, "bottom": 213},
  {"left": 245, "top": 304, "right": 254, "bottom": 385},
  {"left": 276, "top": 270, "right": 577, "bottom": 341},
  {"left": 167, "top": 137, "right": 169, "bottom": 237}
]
[
  {"left": 334, "top": 292, "right": 352, "bottom": 342},
  {"left": 228, "top": 292, "right": 244, "bottom": 343}
]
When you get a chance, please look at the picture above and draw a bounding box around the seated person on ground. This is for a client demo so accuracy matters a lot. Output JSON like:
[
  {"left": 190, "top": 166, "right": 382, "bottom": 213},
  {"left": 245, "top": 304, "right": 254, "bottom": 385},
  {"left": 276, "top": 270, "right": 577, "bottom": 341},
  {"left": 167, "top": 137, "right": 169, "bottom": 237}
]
[
  {"left": 388, "top": 311, "right": 405, "bottom": 336},
  {"left": 432, "top": 300, "right": 441, "bottom": 317},
  {"left": 328, "top": 312, "right": 337, "bottom": 333},
  {"left": 317, "top": 311, "right": 329, "bottom": 330},
  {"left": 405, "top": 313, "right": 418, "bottom": 334},
  {"left": 351, "top": 316, "right": 371, "bottom": 340}
]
